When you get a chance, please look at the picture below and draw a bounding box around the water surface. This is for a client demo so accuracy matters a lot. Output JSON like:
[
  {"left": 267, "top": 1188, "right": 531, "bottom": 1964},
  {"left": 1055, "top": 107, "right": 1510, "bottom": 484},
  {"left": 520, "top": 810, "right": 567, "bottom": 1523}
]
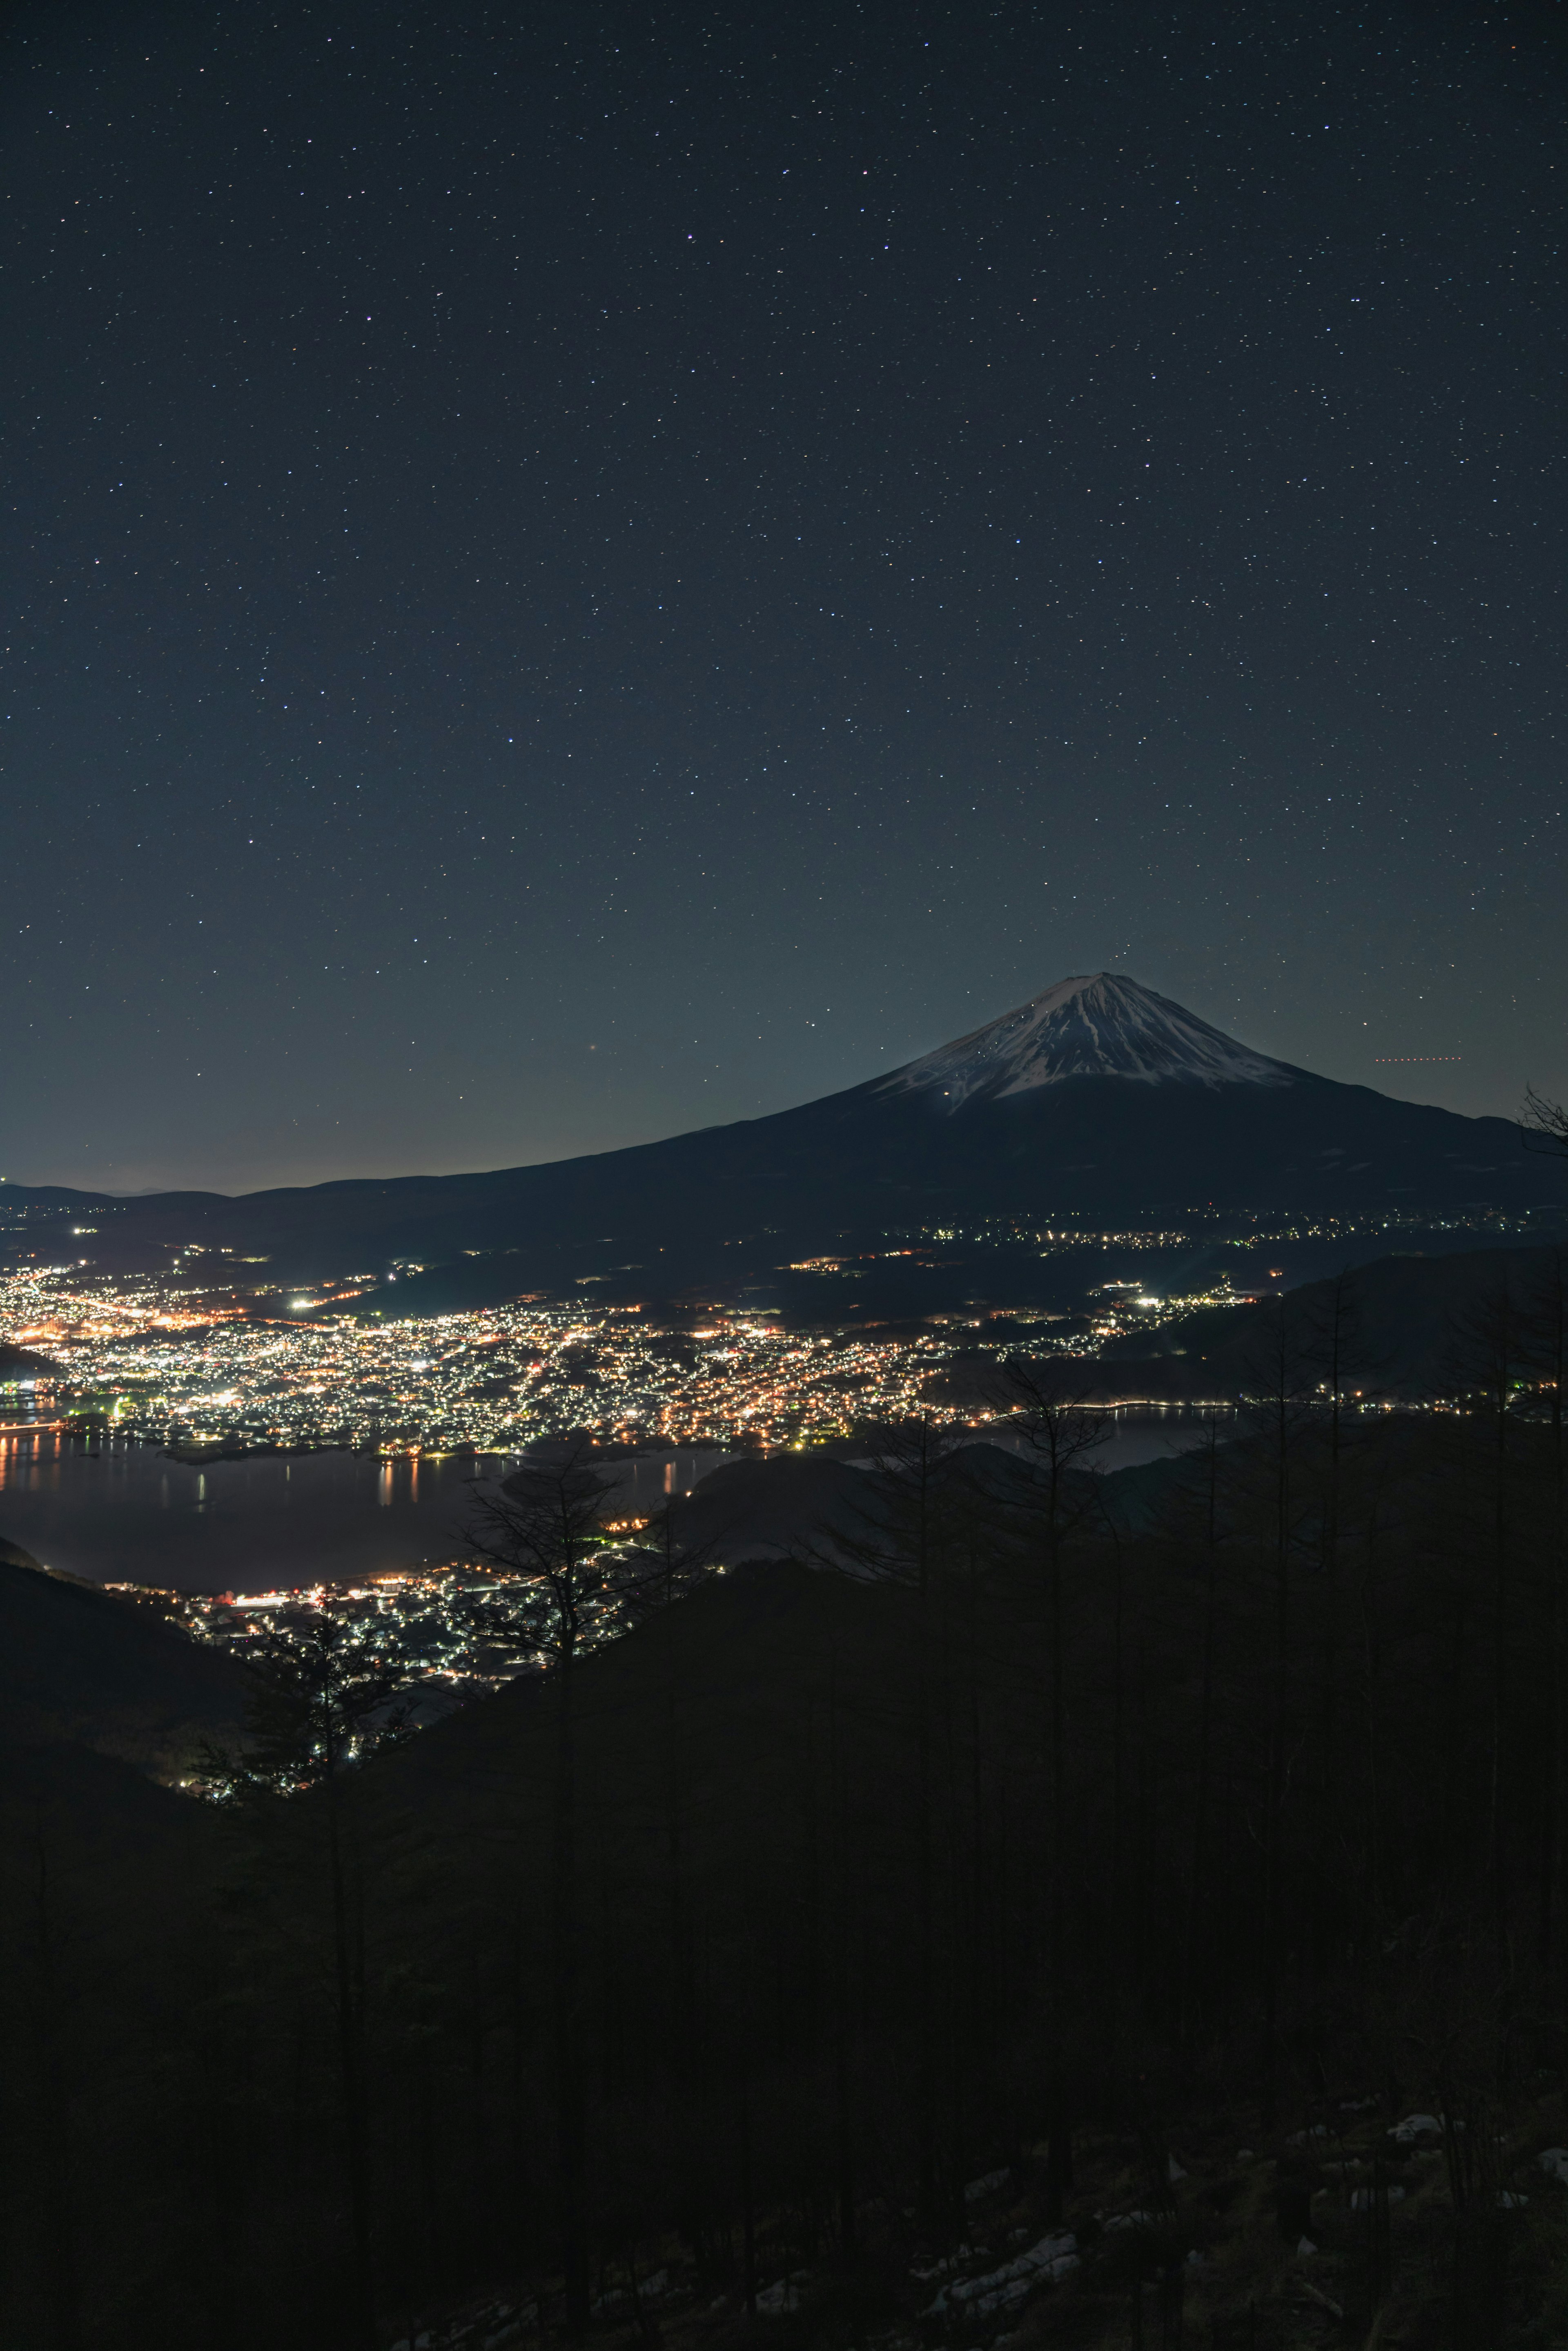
[{"left": 0, "top": 1407, "right": 1222, "bottom": 1593}]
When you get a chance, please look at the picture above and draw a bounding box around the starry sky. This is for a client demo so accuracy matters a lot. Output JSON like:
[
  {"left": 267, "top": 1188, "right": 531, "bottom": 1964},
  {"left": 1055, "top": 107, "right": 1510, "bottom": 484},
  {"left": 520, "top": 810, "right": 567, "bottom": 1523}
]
[{"left": 4, "top": 0, "right": 1564, "bottom": 1195}]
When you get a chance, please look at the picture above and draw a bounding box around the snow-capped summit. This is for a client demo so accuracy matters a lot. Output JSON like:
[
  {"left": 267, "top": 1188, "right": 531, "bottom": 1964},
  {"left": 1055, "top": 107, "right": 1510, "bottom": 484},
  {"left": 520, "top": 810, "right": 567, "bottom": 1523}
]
[{"left": 877, "top": 972, "right": 1296, "bottom": 1110}]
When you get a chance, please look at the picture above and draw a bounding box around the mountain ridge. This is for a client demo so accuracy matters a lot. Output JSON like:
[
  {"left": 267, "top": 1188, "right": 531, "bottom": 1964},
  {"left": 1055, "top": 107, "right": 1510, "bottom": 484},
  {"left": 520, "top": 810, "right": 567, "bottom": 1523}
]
[
  {"left": 878, "top": 972, "right": 1303, "bottom": 1105},
  {"left": 1, "top": 976, "right": 1550, "bottom": 1292}
]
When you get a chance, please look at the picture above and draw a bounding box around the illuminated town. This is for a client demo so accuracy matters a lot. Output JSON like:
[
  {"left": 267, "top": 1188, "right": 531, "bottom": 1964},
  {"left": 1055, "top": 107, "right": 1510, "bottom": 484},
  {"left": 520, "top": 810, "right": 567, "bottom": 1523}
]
[
  {"left": 2, "top": 1267, "right": 977, "bottom": 1453},
  {"left": 0, "top": 1254, "right": 1270, "bottom": 1716},
  {"left": 108, "top": 1554, "right": 654, "bottom": 1709},
  {"left": 0, "top": 1202, "right": 1539, "bottom": 1459},
  {"left": 0, "top": 1254, "right": 1199, "bottom": 1458},
  {"left": 2, "top": 1212, "right": 1533, "bottom": 1735}
]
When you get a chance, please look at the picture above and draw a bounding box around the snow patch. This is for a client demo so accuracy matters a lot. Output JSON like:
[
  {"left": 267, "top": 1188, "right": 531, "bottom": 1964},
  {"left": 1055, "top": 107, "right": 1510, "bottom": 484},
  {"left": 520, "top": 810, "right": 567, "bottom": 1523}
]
[
  {"left": 755, "top": 2272, "right": 810, "bottom": 2316},
  {"left": 924, "top": 2232, "right": 1078, "bottom": 2319},
  {"left": 877, "top": 973, "right": 1295, "bottom": 1109}
]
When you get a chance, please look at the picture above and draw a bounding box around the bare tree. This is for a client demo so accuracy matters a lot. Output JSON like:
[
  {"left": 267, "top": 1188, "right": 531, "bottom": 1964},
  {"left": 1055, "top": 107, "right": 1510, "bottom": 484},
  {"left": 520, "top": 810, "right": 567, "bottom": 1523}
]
[
  {"left": 1510, "top": 1087, "right": 1563, "bottom": 1959},
  {"left": 1303, "top": 1268, "right": 1379, "bottom": 1932},
  {"left": 27, "top": 1820, "right": 80, "bottom": 2351},
  {"left": 465, "top": 1437, "right": 637, "bottom": 2340},
  {"left": 1241, "top": 1296, "right": 1312, "bottom": 2119},
  {"left": 1155, "top": 1412, "right": 1232, "bottom": 2042},
  {"left": 829, "top": 1413, "right": 972, "bottom": 2237},
  {"left": 1519, "top": 1250, "right": 1568, "bottom": 1983},
  {"left": 626, "top": 1486, "right": 728, "bottom": 1615},
  {"left": 832, "top": 1412, "right": 971, "bottom": 1591},
  {"left": 1443, "top": 1278, "right": 1526, "bottom": 1945},
  {"left": 993, "top": 1357, "right": 1109, "bottom": 2219},
  {"left": 226, "top": 1609, "right": 415, "bottom": 1795},
  {"left": 617, "top": 1486, "right": 729, "bottom": 2236},
  {"left": 1521, "top": 1085, "right": 1568, "bottom": 1161},
  {"left": 206, "top": 1613, "right": 416, "bottom": 2351}
]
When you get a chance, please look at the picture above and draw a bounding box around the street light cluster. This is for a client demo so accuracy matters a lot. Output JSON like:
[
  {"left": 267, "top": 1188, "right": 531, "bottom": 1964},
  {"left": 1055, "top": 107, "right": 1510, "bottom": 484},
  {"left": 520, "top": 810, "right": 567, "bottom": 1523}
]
[
  {"left": 109, "top": 1549, "right": 659, "bottom": 1707},
  {"left": 0, "top": 1267, "right": 1015, "bottom": 1455},
  {"left": 5, "top": 1219, "right": 1389, "bottom": 1462},
  {"left": 914, "top": 1206, "right": 1548, "bottom": 1251}
]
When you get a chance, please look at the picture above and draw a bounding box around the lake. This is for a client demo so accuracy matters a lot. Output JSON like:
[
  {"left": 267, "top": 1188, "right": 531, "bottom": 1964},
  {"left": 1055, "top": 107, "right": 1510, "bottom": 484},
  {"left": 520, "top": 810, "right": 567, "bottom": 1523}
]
[{"left": 0, "top": 1406, "right": 1225, "bottom": 1594}]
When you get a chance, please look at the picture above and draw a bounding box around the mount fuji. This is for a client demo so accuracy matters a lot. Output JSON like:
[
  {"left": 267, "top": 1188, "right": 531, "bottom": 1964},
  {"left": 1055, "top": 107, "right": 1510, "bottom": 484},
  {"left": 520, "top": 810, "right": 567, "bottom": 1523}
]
[
  {"left": 878, "top": 972, "right": 1296, "bottom": 1104},
  {"left": 7, "top": 975, "right": 1545, "bottom": 1293}
]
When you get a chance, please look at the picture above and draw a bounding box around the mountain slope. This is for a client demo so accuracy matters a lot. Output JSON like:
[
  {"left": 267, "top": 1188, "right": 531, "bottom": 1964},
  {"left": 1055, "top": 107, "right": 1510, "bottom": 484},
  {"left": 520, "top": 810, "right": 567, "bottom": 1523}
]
[
  {"left": 3, "top": 974, "right": 1546, "bottom": 1291},
  {"left": 0, "top": 1558, "right": 247, "bottom": 1776},
  {"left": 879, "top": 972, "right": 1298, "bottom": 1103}
]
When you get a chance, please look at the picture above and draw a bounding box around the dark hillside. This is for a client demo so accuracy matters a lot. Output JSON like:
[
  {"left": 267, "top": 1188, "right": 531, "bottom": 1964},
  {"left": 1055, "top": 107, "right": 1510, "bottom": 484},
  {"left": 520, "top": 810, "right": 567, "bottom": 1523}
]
[
  {"left": 8, "top": 1319, "right": 1568, "bottom": 2344},
  {"left": 1091, "top": 1241, "right": 1568, "bottom": 1398},
  {"left": 0, "top": 1739, "right": 223, "bottom": 2347},
  {"left": 0, "top": 1558, "right": 246, "bottom": 1775},
  {"left": 658, "top": 1451, "right": 882, "bottom": 1565}
]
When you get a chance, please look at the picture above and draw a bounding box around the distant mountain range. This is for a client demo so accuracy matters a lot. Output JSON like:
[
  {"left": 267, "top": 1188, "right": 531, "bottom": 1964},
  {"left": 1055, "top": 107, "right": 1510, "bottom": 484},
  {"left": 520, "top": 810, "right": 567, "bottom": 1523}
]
[{"left": 4, "top": 974, "right": 1554, "bottom": 1299}]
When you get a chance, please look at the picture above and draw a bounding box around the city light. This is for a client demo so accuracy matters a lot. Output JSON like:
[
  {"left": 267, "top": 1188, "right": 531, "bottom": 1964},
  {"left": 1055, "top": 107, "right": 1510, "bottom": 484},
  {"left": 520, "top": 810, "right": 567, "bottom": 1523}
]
[
  {"left": 2, "top": 1197, "right": 1539, "bottom": 1463},
  {"left": 0, "top": 1266, "right": 993, "bottom": 1455}
]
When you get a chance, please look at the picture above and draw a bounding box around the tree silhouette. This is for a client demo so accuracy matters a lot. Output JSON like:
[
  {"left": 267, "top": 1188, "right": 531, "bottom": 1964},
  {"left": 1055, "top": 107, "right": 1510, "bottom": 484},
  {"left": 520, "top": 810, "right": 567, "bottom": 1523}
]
[
  {"left": 1520, "top": 1084, "right": 1568, "bottom": 1161},
  {"left": 994, "top": 1357, "right": 1109, "bottom": 2219},
  {"left": 465, "top": 1436, "right": 636, "bottom": 2339},
  {"left": 207, "top": 1609, "right": 416, "bottom": 2351}
]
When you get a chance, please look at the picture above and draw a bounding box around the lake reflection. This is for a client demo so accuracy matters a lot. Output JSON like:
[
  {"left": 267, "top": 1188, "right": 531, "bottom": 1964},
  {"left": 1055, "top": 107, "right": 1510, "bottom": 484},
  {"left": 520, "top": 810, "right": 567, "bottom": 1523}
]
[{"left": 0, "top": 1408, "right": 1224, "bottom": 1595}]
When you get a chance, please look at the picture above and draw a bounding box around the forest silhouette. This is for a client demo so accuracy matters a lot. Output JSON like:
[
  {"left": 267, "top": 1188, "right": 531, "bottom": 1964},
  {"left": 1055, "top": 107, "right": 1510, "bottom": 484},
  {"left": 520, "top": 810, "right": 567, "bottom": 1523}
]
[{"left": 6, "top": 1251, "right": 1568, "bottom": 2348}]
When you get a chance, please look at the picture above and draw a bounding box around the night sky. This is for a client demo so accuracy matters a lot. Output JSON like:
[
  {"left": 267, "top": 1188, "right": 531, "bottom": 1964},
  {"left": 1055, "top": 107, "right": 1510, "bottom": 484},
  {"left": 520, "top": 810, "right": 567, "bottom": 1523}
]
[{"left": 4, "top": 0, "right": 1564, "bottom": 1196}]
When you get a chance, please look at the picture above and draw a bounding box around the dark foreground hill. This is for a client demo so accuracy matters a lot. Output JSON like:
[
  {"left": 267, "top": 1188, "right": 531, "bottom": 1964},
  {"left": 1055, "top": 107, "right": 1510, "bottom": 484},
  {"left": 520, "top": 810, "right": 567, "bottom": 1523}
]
[
  {"left": 919, "top": 1241, "right": 1568, "bottom": 1411},
  {"left": 6, "top": 975, "right": 1552, "bottom": 1296},
  {"left": 9, "top": 1366, "right": 1568, "bottom": 2347},
  {"left": 1109, "top": 1239, "right": 1568, "bottom": 1395},
  {"left": 0, "top": 1556, "right": 246, "bottom": 1775},
  {"left": 657, "top": 1448, "right": 884, "bottom": 1566}
]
